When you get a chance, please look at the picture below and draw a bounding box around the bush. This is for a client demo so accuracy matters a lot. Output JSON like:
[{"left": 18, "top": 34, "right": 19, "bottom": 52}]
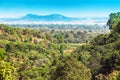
[{"left": 47, "top": 56, "right": 92, "bottom": 80}]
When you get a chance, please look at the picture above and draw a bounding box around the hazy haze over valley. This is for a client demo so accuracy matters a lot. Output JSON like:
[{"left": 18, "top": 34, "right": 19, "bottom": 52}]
[{"left": 0, "top": 14, "right": 108, "bottom": 25}]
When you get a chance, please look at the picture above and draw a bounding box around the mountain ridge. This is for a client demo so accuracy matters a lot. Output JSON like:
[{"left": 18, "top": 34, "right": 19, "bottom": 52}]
[
  {"left": 0, "top": 14, "right": 108, "bottom": 25},
  {"left": 21, "top": 14, "right": 78, "bottom": 21}
]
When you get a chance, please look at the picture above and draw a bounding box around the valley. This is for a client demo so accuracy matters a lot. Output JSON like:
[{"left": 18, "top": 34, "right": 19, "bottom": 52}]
[{"left": 0, "top": 12, "right": 120, "bottom": 80}]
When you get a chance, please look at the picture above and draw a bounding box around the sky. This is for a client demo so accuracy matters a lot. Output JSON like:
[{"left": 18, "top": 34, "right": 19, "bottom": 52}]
[{"left": 0, "top": 0, "right": 120, "bottom": 18}]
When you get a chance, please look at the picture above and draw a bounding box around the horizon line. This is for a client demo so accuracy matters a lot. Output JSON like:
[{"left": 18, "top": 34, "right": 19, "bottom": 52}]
[{"left": 0, "top": 13, "right": 109, "bottom": 18}]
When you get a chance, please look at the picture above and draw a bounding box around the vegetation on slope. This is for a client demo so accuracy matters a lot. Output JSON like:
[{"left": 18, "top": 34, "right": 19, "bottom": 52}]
[
  {"left": 0, "top": 24, "right": 92, "bottom": 80},
  {"left": 0, "top": 12, "right": 120, "bottom": 80},
  {"left": 73, "top": 12, "right": 120, "bottom": 80}
]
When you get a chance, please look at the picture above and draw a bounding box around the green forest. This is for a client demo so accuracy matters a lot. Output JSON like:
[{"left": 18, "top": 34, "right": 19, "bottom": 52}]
[{"left": 0, "top": 12, "right": 120, "bottom": 80}]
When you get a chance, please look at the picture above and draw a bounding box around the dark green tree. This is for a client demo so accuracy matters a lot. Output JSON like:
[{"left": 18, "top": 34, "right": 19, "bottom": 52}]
[
  {"left": 107, "top": 12, "right": 120, "bottom": 33},
  {"left": 48, "top": 56, "right": 92, "bottom": 80},
  {"left": 56, "top": 34, "right": 64, "bottom": 43}
]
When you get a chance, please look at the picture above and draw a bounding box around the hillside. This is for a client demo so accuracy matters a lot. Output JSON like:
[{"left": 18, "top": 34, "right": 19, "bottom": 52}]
[
  {"left": 73, "top": 12, "right": 120, "bottom": 80},
  {"left": 0, "top": 12, "right": 120, "bottom": 80},
  {"left": 0, "top": 24, "right": 65, "bottom": 80}
]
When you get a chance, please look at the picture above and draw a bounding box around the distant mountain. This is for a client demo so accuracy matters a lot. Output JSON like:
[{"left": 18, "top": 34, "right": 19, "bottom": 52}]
[
  {"left": 21, "top": 14, "right": 79, "bottom": 21},
  {"left": 0, "top": 14, "right": 108, "bottom": 25}
]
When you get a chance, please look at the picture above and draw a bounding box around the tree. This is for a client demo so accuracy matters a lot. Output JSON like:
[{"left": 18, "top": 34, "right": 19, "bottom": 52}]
[
  {"left": 107, "top": 12, "right": 120, "bottom": 33},
  {"left": 100, "top": 51, "right": 120, "bottom": 74},
  {"left": 59, "top": 43, "right": 65, "bottom": 58},
  {"left": 0, "top": 49, "right": 5, "bottom": 61},
  {"left": 56, "top": 34, "right": 64, "bottom": 43},
  {"left": 0, "top": 48, "right": 16, "bottom": 80},
  {"left": 47, "top": 56, "right": 92, "bottom": 80}
]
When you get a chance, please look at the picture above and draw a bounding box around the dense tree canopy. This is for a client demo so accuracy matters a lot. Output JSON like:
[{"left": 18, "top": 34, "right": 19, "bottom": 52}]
[
  {"left": 107, "top": 12, "right": 120, "bottom": 33},
  {"left": 48, "top": 56, "right": 92, "bottom": 80}
]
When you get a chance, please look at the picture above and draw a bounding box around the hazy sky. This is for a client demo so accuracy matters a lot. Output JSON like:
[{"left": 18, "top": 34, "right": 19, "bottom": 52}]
[{"left": 0, "top": 0, "right": 120, "bottom": 18}]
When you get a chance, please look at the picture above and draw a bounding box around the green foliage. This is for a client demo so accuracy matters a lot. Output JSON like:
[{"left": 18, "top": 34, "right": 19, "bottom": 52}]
[
  {"left": 104, "top": 71, "right": 120, "bottom": 80},
  {"left": 0, "top": 16, "right": 117, "bottom": 80},
  {"left": 59, "top": 43, "right": 65, "bottom": 57},
  {"left": 56, "top": 34, "right": 64, "bottom": 43},
  {"left": 0, "top": 48, "right": 16, "bottom": 80},
  {"left": 117, "top": 72, "right": 120, "bottom": 80},
  {"left": 73, "top": 13, "right": 120, "bottom": 79},
  {"left": 0, "top": 24, "right": 60, "bottom": 79},
  {"left": 0, "top": 48, "right": 5, "bottom": 61},
  {"left": 100, "top": 51, "right": 120, "bottom": 74},
  {"left": 0, "top": 61, "right": 16, "bottom": 80},
  {"left": 19, "top": 68, "right": 47, "bottom": 80},
  {"left": 107, "top": 12, "right": 120, "bottom": 33},
  {"left": 91, "top": 32, "right": 120, "bottom": 46},
  {"left": 47, "top": 56, "right": 92, "bottom": 80}
]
